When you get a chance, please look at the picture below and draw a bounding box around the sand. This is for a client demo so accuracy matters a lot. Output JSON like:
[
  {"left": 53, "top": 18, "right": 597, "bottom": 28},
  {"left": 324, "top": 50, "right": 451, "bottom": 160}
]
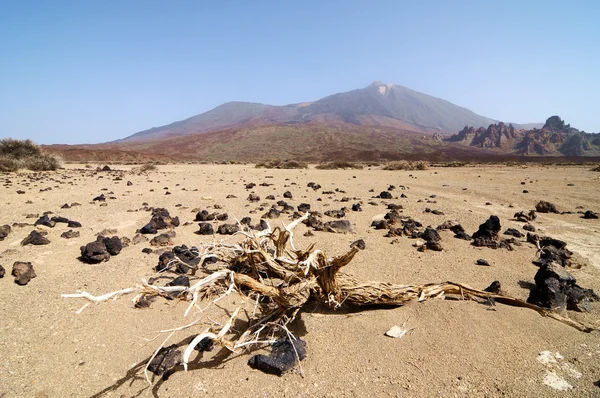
[{"left": 0, "top": 163, "right": 599, "bottom": 397}]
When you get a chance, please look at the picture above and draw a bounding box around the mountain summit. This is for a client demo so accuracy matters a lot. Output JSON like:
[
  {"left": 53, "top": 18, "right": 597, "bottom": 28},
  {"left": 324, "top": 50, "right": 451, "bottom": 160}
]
[{"left": 120, "top": 82, "right": 536, "bottom": 142}]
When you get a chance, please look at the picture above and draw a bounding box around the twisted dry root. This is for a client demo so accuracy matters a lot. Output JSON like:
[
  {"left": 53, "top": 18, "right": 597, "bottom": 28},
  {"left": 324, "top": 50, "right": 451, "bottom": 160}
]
[{"left": 63, "top": 215, "right": 597, "bottom": 381}]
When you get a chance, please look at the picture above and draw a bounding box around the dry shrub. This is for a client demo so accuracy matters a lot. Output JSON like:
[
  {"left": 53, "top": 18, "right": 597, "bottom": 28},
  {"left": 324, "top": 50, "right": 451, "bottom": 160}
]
[
  {"left": 255, "top": 159, "right": 308, "bottom": 169},
  {"left": 435, "top": 161, "right": 468, "bottom": 168},
  {"left": 0, "top": 138, "right": 41, "bottom": 158},
  {"left": 131, "top": 162, "right": 158, "bottom": 174},
  {"left": 315, "top": 161, "right": 364, "bottom": 170},
  {"left": 382, "top": 160, "right": 429, "bottom": 171},
  {"left": 0, "top": 138, "right": 61, "bottom": 171},
  {"left": 21, "top": 153, "right": 61, "bottom": 171},
  {"left": 0, "top": 157, "right": 20, "bottom": 172},
  {"left": 591, "top": 165, "right": 600, "bottom": 172}
]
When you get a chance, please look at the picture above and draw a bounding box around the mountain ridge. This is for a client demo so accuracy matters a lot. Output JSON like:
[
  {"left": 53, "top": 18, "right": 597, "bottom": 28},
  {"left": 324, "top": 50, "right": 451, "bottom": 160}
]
[{"left": 119, "top": 82, "right": 541, "bottom": 143}]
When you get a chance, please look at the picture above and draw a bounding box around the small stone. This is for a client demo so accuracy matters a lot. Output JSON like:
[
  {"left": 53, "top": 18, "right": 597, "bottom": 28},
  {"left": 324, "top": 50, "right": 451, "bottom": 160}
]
[
  {"left": 12, "top": 261, "right": 36, "bottom": 285},
  {"left": 21, "top": 230, "right": 50, "bottom": 246},
  {"left": 476, "top": 259, "right": 490, "bottom": 266}
]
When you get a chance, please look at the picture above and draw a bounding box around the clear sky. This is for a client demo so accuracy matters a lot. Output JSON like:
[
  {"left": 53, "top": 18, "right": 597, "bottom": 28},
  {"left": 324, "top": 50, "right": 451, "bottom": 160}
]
[{"left": 1, "top": 0, "right": 599, "bottom": 144}]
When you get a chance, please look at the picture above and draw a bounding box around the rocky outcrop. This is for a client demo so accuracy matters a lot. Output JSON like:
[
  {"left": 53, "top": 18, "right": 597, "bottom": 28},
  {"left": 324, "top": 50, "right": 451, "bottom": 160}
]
[
  {"left": 449, "top": 116, "right": 600, "bottom": 156},
  {"left": 446, "top": 122, "right": 521, "bottom": 149}
]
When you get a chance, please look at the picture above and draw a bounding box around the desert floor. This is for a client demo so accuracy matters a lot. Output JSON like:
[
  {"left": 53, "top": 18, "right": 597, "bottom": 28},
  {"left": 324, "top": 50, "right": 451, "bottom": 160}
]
[{"left": 1, "top": 163, "right": 599, "bottom": 398}]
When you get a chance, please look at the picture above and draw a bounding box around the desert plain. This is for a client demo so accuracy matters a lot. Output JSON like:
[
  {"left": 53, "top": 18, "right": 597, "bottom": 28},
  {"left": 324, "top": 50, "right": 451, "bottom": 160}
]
[{"left": 0, "top": 163, "right": 599, "bottom": 397}]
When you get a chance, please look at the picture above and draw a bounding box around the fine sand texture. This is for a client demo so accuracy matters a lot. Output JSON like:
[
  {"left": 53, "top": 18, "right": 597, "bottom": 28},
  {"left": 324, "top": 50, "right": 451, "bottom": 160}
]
[{"left": 0, "top": 164, "right": 599, "bottom": 397}]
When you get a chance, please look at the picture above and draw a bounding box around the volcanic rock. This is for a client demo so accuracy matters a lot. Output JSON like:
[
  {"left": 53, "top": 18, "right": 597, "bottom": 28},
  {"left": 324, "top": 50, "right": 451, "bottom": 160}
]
[
  {"left": 535, "top": 201, "right": 559, "bottom": 214},
  {"left": 80, "top": 238, "right": 111, "bottom": 263},
  {"left": 34, "top": 214, "right": 55, "bottom": 228},
  {"left": 247, "top": 337, "right": 307, "bottom": 375},
  {"left": 217, "top": 223, "right": 240, "bottom": 235},
  {"left": 323, "top": 220, "right": 353, "bottom": 234},
  {"left": 0, "top": 224, "right": 11, "bottom": 241},
  {"left": 196, "top": 222, "right": 214, "bottom": 235},
  {"left": 12, "top": 261, "right": 36, "bottom": 285},
  {"left": 60, "top": 229, "right": 80, "bottom": 239},
  {"left": 21, "top": 230, "right": 50, "bottom": 246},
  {"left": 147, "top": 344, "right": 182, "bottom": 377},
  {"left": 583, "top": 210, "right": 598, "bottom": 219}
]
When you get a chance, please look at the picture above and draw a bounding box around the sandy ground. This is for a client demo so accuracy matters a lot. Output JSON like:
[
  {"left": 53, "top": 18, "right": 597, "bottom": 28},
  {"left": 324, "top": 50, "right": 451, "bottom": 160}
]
[{"left": 0, "top": 163, "right": 599, "bottom": 397}]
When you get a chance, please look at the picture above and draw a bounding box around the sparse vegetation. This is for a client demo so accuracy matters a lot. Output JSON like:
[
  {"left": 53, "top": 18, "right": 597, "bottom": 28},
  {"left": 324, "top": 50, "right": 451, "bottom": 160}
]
[
  {"left": 315, "top": 161, "right": 364, "bottom": 170},
  {"left": 434, "top": 161, "right": 468, "bottom": 168},
  {"left": 0, "top": 138, "right": 61, "bottom": 171},
  {"left": 131, "top": 162, "right": 158, "bottom": 174},
  {"left": 591, "top": 165, "right": 600, "bottom": 172},
  {"left": 382, "top": 160, "right": 429, "bottom": 171},
  {"left": 255, "top": 159, "right": 308, "bottom": 169}
]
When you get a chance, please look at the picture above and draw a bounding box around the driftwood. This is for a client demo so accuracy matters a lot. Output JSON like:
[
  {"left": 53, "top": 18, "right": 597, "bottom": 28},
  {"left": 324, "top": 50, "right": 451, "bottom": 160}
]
[{"left": 63, "top": 214, "right": 596, "bottom": 381}]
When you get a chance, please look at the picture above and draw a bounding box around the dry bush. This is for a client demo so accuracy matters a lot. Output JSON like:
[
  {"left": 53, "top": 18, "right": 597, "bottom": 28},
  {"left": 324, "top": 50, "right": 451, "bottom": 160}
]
[
  {"left": 131, "top": 162, "right": 158, "bottom": 174},
  {"left": 435, "top": 161, "right": 468, "bottom": 168},
  {"left": 591, "top": 165, "right": 600, "bottom": 172},
  {"left": 0, "top": 138, "right": 41, "bottom": 158},
  {"left": 0, "top": 156, "right": 20, "bottom": 172},
  {"left": 0, "top": 138, "right": 61, "bottom": 171},
  {"left": 255, "top": 159, "right": 308, "bottom": 169},
  {"left": 382, "top": 160, "right": 429, "bottom": 171},
  {"left": 315, "top": 161, "right": 364, "bottom": 170},
  {"left": 21, "top": 153, "right": 61, "bottom": 171}
]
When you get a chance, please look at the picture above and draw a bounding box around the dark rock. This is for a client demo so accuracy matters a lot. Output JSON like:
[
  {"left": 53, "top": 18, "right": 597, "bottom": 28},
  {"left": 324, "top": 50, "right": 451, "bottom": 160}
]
[
  {"left": 0, "top": 224, "right": 11, "bottom": 240},
  {"left": 323, "top": 220, "right": 353, "bottom": 234},
  {"left": 12, "top": 261, "right": 36, "bottom": 285},
  {"left": 167, "top": 275, "right": 190, "bottom": 287},
  {"left": 283, "top": 191, "right": 293, "bottom": 199},
  {"left": 472, "top": 216, "right": 505, "bottom": 249},
  {"left": 324, "top": 209, "right": 345, "bottom": 218},
  {"left": 217, "top": 223, "right": 240, "bottom": 235},
  {"left": 247, "top": 337, "right": 307, "bottom": 375},
  {"left": 523, "top": 224, "right": 536, "bottom": 232},
  {"left": 297, "top": 203, "right": 311, "bottom": 213},
  {"left": 303, "top": 215, "right": 324, "bottom": 231},
  {"left": 147, "top": 344, "right": 182, "bottom": 377},
  {"left": 262, "top": 207, "right": 281, "bottom": 219},
  {"left": 80, "top": 239, "right": 110, "bottom": 263},
  {"left": 193, "top": 337, "right": 215, "bottom": 353},
  {"left": 484, "top": 281, "right": 501, "bottom": 294},
  {"left": 503, "top": 228, "right": 523, "bottom": 238},
  {"left": 155, "top": 251, "right": 175, "bottom": 272},
  {"left": 245, "top": 183, "right": 256, "bottom": 189},
  {"left": 583, "top": 210, "right": 598, "bottom": 219},
  {"left": 142, "top": 248, "right": 153, "bottom": 254},
  {"left": 93, "top": 194, "right": 106, "bottom": 202},
  {"left": 127, "top": 181, "right": 133, "bottom": 186},
  {"left": 514, "top": 210, "right": 536, "bottom": 222},
  {"left": 67, "top": 220, "right": 82, "bottom": 228},
  {"left": 453, "top": 231, "right": 471, "bottom": 240},
  {"left": 535, "top": 201, "right": 560, "bottom": 214},
  {"left": 140, "top": 208, "right": 180, "bottom": 234},
  {"left": 195, "top": 210, "right": 216, "bottom": 221},
  {"left": 307, "top": 182, "right": 321, "bottom": 191},
  {"left": 351, "top": 203, "right": 362, "bottom": 212},
  {"left": 251, "top": 219, "right": 269, "bottom": 231},
  {"left": 150, "top": 232, "right": 175, "bottom": 247},
  {"left": 371, "top": 220, "right": 388, "bottom": 230},
  {"left": 240, "top": 217, "right": 252, "bottom": 226},
  {"left": 21, "top": 230, "right": 50, "bottom": 246},
  {"left": 247, "top": 193, "right": 260, "bottom": 202},
  {"left": 61, "top": 229, "right": 80, "bottom": 239},
  {"left": 351, "top": 239, "right": 366, "bottom": 250},
  {"left": 102, "top": 236, "right": 123, "bottom": 255},
  {"left": 196, "top": 222, "right": 214, "bottom": 235},
  {"left": 50, "top": 216, "right": 70, "bottom": 224},
  {"left": 0, "top": 264, "right": 4, "bottom": 278},
  {"left": 378, "top": 191, "right": 393, "bottom": 199},
  {"left": 476, "top": 259, "right": 490, "bottom": 266},
  {"left": 34, "top": 214, "right": 55, "bottom": 228},
  {"left": 216, "top": 213, "right": 229, "bottom": 221}
]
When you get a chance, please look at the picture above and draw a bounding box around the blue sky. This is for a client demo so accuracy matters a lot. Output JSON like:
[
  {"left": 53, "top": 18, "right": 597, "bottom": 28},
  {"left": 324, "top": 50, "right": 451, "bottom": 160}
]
[{"left": 1, "top": 0, "right": 599, "bottom": 144}]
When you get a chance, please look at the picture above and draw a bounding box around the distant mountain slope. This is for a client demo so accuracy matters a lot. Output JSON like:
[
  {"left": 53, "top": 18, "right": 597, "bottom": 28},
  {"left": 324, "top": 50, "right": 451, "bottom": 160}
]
[
  {"left": 104, "top": 123, "right": 504, "bottom": 162},
  {"left": 446, "top": 116, "right": 600, "bottom": 156},
  {"left": 120, "top": 82, "right": 539, "bottom": 142}
]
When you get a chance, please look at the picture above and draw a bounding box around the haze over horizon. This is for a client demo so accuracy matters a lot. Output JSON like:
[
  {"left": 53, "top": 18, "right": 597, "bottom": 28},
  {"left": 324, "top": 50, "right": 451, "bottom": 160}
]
[{"left": 1, "top": 0, "right": 599, "bottom": 145}]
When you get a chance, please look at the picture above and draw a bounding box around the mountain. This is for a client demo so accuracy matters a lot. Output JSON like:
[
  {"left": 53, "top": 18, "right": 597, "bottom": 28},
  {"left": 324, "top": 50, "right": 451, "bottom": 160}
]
[
  {"left": 119, "top": 82, "right": 538, "bottom": 142},
  {"left": 447, "top": 116, "right": 600, "bottom": 156}
]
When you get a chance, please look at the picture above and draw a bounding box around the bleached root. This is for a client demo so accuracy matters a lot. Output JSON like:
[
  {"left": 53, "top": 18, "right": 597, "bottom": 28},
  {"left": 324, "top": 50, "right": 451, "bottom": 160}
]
[{"left": 62, "top": 216, "right": 598, "bottom": 383}]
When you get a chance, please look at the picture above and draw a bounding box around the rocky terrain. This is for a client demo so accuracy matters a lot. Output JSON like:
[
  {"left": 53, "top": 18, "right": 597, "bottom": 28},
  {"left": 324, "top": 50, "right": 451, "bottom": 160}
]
[
  {"left": 447, "top": 116, "right": 600, "bottom": 156},
  {"left": 0, "top": 163, "right": 599, "bottom": 397}
]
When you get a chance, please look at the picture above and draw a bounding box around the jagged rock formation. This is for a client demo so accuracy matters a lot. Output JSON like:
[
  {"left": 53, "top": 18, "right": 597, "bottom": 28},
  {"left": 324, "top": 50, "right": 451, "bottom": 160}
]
[{"left": 447, "top": 116, "right": 600, "bottom": 156}]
